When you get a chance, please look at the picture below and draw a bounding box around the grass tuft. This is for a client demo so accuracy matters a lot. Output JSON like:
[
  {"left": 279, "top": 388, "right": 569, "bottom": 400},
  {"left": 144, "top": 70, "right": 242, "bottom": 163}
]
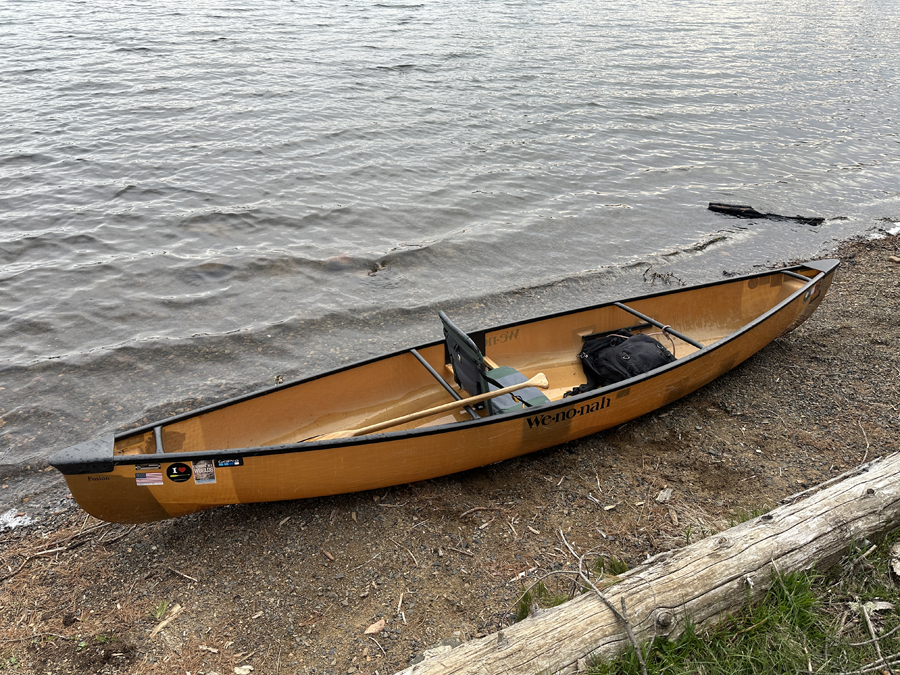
[
  {"left": 593, "top": 556, "right": 630, "bottom": 577},
  {"left": 149, "top": 599, "right": 170, "bottom": 621},
  {"left": 728, "top": 506, "right": 771, "bottom": 527},
  {"left": 515, "top": 582, "right": 571, "bottom": 622}
]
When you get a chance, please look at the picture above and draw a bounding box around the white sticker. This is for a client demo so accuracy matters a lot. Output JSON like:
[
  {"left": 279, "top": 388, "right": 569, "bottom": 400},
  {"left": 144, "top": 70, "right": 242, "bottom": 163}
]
[
  {"left": 193, "top": 460, "right": 216, "bottom": 484},
  {"left": 136, "top": 472, "right": 164, "bottom": 486}
]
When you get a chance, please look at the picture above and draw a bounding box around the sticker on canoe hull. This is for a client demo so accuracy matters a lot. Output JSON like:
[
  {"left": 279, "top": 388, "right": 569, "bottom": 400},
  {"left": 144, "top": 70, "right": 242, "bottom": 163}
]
[
  {"left": 166, "top": 462, "right": 192, "bottom": 483},
  {"left": 193, "top": 459, "right": 216, "bottom": 484},
  {"left": 136, "top": 472, "right": 164, "bottom": 486},
  {"left": 214, "top": 458, "right": 244, "bottom": 468},
  {"left": 804, "top": 281, "right": 821, "bottom": 303}
]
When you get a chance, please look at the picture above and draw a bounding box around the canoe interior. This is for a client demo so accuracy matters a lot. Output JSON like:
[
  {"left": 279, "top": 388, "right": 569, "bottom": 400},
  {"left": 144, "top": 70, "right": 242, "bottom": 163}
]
[{"left": 112, "top": 268, "right": 813, "bottom": 458}]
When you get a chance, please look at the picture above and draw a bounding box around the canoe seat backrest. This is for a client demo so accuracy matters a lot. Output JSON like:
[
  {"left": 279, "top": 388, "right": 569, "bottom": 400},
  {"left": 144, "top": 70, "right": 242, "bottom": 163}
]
[
  {"left": 439, "top": 311, "right": 549, "bottom": 415},
  {"left": 439, "top": 310, "right": 488, "bottom": 397}
]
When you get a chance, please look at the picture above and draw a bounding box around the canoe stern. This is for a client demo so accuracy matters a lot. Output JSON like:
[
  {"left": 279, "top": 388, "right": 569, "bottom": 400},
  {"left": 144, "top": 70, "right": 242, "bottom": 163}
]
[
  {"left": 50, "top": 435, "right": 116, "bottom": 475},
  {"left": 50, "top": 436, "right": 173, "bottom": 523}
]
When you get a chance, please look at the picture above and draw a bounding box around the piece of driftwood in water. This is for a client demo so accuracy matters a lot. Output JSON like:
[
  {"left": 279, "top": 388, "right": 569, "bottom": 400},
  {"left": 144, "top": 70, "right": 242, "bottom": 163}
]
[
  {"left": 396, "top": 452, "right": 900, "bottom": 675},
  {"left": 708, "top": 202, "right": 824, "bottom": 225}
]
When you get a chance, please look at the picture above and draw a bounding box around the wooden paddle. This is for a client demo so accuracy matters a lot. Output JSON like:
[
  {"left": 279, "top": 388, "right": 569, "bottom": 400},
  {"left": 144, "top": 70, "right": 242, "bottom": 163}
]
[{"left": 314, "top": 372, "right": 549, "bottom": 441}]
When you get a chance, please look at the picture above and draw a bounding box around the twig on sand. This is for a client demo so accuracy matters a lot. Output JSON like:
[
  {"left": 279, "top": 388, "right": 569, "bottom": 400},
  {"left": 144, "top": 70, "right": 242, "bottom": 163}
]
[
  {"left": 72, "top": 521, "right": 110, "bottom": 541},
  {"left": 460, "top": 506, "right": 500, "bottom": 518},
  {"left": 349, "top": 552, "right": 381, "bottom": 572},
  {"left": 168, "top": 567, "right": 198, "bottom": 582},
  {"left": 449, "top": 547, "right": 474, "bottom": 558},
  {"left": 0, "top": 527, "right": 102, "bottom": 582},
  {"left": 100, "top": 524, "right": 137, "bottom": 545},
  {"left": 389, "top": 538, "right": 419, "bottom": 567},
  {"left": 369, "top": 636, "right": 387, "bottom": 656},
  {"left": 149, "top": 603, "right": 184, "bottom": 639},
  {"left": 0, "top": 632, "right": 75, "bottom": 645},
  {"left": 859, "top": 418, "right": 870, "bottom": 458}
]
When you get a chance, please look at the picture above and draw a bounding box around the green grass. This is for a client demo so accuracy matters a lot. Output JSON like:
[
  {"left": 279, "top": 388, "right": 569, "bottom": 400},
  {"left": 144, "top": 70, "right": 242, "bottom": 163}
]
[
  {"left": 594, "top": 556, "right": 630, "bottom": 577},
  {"left": 588, "top": 535, "right": 900, "bottom": 675},
  {"left": 515, "top": 581, "right": 573, "bottom": 622},
  {"left": 149, "top": 599, "right": 170, "bottom": 621},
  {"left": 1, "top": 652, "right": 20, "bottom": 670},
  {"left": 728, "top": 507, "right": 770, "bottom": 528}
]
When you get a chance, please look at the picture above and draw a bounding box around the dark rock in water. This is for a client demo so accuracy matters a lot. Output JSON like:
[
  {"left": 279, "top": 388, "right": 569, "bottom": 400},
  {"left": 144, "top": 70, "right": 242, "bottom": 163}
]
[{"left": 708, "top": 202, "right": 824, "bottom": 226}]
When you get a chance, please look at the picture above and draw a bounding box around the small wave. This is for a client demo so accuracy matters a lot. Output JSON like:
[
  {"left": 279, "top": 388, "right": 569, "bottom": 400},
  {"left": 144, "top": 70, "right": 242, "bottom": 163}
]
[
  {"left": 0, "top": 230, "right": 105, "bottom": 266},
  {"left": 0, "top": 315, "right": 58, "bottom": 343},
  {"left": 178, "top": 210, "right": 262, "bottom": 233},
  {"left": 0, "top": 152, "right": 55, "bottom": 168},
  {"left": 374, "top": 64, "right": 420, "bottom": 73},
  {"left": 8, "top": 67, "right": 52, "bottom": 76},
  {"left": 0, "top": 509, "right": 33, "bottom": 531},
  {"left": 174, "top": 259, "right": 236, "bottom": 287},
  {"left": 684, "top": 235, "right": 729, "bottom": 253},
  {"left": 112, "top": 184, "right": 178, "bottom": 202},
  {"left": 869, "top": 218, "right": 900, "bottom": 239}
]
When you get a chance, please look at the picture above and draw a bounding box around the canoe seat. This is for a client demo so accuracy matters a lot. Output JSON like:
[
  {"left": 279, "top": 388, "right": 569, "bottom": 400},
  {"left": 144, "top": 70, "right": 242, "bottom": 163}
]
[{"left": 439, "top": 311, "right": 550, "bottom": 415}]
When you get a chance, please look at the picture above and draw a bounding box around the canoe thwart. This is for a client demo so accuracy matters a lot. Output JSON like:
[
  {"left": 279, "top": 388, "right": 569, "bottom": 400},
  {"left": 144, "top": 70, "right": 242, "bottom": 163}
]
[
  {"left": 782, "top": 269, "right": 812, "bottom": 281},
  {"left": 410, "top": 349, "right": 479, "bottom": 421},
  {"left": 613, "top": 302, "right": 704, "bottom": 350}
]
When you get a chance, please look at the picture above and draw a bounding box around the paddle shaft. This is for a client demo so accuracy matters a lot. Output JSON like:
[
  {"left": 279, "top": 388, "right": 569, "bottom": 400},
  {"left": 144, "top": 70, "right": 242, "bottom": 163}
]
[{"left": 318, "top": 372, "right": 549, "bottom": 440}]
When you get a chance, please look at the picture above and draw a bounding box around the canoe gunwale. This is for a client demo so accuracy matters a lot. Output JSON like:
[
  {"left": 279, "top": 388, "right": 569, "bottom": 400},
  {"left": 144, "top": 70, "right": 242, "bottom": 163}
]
[{"left": 50, "top": 260, "right": 837, "bottom": 476}]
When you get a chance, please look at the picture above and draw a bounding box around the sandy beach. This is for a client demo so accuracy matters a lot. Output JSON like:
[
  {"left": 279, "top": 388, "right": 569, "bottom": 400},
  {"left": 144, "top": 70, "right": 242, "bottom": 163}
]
[{"left": 2, "top": 233, "right": 898, "bottom": 675}]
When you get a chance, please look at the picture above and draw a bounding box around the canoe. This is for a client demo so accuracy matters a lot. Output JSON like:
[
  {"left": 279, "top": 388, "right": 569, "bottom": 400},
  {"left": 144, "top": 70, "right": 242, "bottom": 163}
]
[{"left": 51, "top": 259, "right": 838, "bottom": 523}]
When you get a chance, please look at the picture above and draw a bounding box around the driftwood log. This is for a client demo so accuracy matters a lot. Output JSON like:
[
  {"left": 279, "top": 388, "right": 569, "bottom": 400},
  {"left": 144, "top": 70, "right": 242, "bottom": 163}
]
[{"left": 397, "top": 452, "right": 900, "bottom": 675}]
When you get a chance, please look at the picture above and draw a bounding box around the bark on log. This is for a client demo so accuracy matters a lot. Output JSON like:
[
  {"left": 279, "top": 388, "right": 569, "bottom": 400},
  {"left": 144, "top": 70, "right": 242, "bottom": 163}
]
[{"left": 397, "top": 452, "right": 900, "bottom": 675}]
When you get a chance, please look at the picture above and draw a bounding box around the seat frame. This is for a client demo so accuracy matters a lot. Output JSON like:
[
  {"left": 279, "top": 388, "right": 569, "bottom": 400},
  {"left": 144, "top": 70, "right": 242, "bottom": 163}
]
[{"left": 438, "top": 311, "right": 549, "bottom": 415}]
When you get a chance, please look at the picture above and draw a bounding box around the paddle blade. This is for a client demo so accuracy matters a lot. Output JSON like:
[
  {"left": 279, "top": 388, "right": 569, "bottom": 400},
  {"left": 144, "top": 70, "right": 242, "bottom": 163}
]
[{"left": 531, "top": 373, "right": 549, "bottom": 390}]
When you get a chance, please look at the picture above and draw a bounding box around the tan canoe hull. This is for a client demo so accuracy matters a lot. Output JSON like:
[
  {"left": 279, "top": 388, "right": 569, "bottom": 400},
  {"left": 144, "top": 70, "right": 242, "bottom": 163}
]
[{"left": 54, "top": 260, "right": 837, "bottom": 523}]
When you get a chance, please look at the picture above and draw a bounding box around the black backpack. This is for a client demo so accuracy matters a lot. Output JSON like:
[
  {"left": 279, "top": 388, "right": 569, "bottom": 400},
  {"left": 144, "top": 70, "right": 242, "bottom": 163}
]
[{"left": 565, "top": 332, "right": 676, "bottom": 397}]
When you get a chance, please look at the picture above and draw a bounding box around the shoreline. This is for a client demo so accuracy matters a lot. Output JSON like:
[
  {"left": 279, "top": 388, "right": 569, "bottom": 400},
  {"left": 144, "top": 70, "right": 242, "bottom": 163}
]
[
  {"left": 2, "top": 220, "right": 894, "bottom": 503},
  {"left": 2, "top": 233, "right": 899, "bottom": 675}
]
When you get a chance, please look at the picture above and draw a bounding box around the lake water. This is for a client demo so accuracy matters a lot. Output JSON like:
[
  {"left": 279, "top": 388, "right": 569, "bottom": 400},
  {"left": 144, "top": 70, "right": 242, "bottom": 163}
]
[{"left": 1, "top": 0, "right": 899, "bottom": 507}]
